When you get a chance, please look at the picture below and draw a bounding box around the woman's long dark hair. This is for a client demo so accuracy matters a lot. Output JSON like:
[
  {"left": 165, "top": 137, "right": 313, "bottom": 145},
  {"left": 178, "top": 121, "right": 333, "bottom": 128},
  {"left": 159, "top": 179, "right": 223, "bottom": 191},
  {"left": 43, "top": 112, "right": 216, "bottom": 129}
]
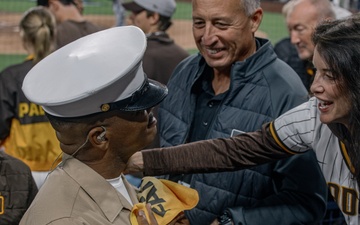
[{"left": 312, "top": 14, "right": 360, "bottom": 187}]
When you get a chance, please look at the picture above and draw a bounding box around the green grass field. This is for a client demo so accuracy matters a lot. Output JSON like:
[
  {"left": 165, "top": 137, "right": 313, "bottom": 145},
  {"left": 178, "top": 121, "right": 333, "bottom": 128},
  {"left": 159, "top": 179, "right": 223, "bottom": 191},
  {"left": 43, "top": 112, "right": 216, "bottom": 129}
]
[{"left": 0, "top": 1, "right": 287, "bottom": 71}]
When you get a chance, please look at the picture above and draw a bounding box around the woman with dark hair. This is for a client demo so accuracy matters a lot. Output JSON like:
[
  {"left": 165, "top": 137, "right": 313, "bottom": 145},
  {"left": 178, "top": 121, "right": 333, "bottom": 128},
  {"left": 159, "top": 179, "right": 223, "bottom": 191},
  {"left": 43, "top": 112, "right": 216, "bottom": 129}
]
[{"left": 127, "top": 14, "right": 360, "bottom": 225}]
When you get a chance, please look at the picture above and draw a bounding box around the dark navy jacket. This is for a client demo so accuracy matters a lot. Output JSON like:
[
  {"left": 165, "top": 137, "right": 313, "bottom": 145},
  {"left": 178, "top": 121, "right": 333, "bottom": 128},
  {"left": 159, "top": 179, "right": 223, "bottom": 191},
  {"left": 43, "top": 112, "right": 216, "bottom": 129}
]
[
  {"left": 159, "top": 38, "right": 327, "bottom": 225},
  {"left": 0, "top": 151, "right": 38, "bottom": 225}
]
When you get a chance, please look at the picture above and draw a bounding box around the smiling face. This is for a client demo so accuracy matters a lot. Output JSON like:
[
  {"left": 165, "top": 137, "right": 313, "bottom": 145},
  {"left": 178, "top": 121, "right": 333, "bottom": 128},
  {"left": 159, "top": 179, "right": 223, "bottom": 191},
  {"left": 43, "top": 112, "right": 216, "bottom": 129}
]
[
  {"left": 192, "top": 0, "right": 262, "bottom": 72},
  {"left": 310, "top": 47, "right": 351, "bottom": 126},
  {"left": 286, "top": 0, "right": 318, "bottom": 60}
]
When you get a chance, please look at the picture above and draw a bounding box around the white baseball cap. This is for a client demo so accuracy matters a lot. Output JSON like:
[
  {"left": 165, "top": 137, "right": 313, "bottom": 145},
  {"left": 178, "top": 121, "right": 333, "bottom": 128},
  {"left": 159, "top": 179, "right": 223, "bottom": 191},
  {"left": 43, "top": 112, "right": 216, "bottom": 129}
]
[
  {"left": 123, "top": 0, "right": 176, "bottom": 17},
  {"left": 22, "top": 26, "right": 168, "bottom": 118}
]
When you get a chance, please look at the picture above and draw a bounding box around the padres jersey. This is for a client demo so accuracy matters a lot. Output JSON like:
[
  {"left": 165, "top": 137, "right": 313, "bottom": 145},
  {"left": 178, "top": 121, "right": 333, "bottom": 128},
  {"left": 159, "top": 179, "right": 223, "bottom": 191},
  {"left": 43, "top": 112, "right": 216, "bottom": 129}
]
[
  {"left": 0, "top": 59, "right": 61, "bottom": 171},
  {"left": 272, "top": 97, "right": 358, "bottom": 225}
]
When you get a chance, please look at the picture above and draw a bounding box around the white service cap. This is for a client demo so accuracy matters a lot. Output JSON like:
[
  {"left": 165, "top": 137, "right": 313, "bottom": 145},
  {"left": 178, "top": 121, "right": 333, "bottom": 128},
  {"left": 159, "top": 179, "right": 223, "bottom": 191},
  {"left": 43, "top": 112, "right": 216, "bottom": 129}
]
[{"left": 22, "top": 26, "right": 168, "bottom": 118}]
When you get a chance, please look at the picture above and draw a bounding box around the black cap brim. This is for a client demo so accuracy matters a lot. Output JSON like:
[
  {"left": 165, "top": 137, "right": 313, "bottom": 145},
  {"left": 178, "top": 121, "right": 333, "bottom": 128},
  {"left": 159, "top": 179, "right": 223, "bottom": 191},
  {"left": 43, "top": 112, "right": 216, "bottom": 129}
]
[
  {"left": 106, "top": 78, "right": 168, "bottom": 112},
  {"left": 122, "top": 2, "right": 145, "bottom": 13},
  {"left": 126, "top": 78, "right": 168, "bottom": 111}
]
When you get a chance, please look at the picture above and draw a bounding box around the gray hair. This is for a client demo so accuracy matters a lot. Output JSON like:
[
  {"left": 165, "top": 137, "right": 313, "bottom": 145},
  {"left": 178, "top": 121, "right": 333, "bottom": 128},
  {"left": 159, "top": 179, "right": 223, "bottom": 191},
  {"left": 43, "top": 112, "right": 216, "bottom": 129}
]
[
  {"left": 242, "top": 0, "right": 261, "bottom": 16},
  {"left": 282, "top": 0, "right": 297, "bottom": 17},
  {"left": 284, "top": 0, "right": 335, "bottom": 20}
]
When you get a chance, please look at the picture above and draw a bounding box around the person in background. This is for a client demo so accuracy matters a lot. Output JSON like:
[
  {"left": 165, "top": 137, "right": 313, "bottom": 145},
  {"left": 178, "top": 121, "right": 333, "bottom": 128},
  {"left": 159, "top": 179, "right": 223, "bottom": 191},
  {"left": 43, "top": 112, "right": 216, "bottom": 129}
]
[
  {"left": 274, "top": 0, "right": 351, "bottom": 91},
  {"left": 126, "top": 14, "right": 360, "bottom": 225},
  {"left": 273, "top": 0, "right": 311, "bottom": 90},
  {"left": 19, "top": 25, "right": 191, "bottom": 225},
  {"left": 0, "top": 6, "right": 61, "bottom": 189},
  {"left": 123, "top": 0, "right": 189, "bottom": 149},
  {"left": 0, "top": 149, "right": 38, "bottom": 225},
  {"left": 73, "top": 0, "right": 84, "bottom": 14},
  {"left": 156, "top": 0, "right": 327, "bottom": 224},
  {"left": 37, "top": 0, "right": 102, "bottom": 49},
  {"left": 112, "top": 0, "right": 126, "bottom": 26},
  {"left": 123, "top": 0, "right": 189, "bottom": 86}
]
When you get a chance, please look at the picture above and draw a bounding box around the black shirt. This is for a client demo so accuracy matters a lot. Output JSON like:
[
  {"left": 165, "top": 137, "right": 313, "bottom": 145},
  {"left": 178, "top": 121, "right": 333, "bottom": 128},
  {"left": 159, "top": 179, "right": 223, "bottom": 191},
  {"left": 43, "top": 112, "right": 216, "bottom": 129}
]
[
  {"left": 189, "top": 69, "right": 228, "bottom": 142},
  {"left": 173, "top": 67, "right": 228, "bottom": 184}
]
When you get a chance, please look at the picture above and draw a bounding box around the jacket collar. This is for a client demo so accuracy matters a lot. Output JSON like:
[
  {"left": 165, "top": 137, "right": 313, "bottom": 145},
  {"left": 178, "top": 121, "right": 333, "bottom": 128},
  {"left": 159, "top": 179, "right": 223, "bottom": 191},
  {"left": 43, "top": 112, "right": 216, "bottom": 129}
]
[
  {"left": 147, "top": 31, "right": 174, "bottom": 44},
  {"left": 230, "top": 38, "right": 276, "bottom": 77}
]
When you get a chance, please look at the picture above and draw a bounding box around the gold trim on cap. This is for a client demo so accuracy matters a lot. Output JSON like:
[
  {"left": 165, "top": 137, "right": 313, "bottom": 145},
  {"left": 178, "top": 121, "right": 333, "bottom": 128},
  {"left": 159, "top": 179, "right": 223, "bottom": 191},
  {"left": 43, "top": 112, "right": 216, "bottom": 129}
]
[{"left": 101, "top": 104, "right": 110, "bottom": 112}]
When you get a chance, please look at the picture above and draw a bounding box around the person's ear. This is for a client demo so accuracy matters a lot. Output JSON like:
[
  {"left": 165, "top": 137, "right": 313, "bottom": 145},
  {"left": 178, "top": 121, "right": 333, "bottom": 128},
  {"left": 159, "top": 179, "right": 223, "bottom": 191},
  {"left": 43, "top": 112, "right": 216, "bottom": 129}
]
[
  {"left": 48, "top": 0, "right": 60, "bottom": 11},
  {"left": 250, "top": 8, "right": 263, "bottom": 33},
  {"left": 97, "top": 126, "right": 107, "bottom": 142},
  {"left": 149, "top": 13, "right": 160, "bottom": 25},
  {"left": 88, "top": 126, "right": 108, "bottom": 146}
]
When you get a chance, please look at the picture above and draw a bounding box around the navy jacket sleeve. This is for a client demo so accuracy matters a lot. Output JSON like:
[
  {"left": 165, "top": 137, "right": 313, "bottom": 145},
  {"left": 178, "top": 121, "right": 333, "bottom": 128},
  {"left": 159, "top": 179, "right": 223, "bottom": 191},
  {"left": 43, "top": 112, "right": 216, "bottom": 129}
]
[{"left": 229, "top": 150, "right": 327, "bottom": 224}]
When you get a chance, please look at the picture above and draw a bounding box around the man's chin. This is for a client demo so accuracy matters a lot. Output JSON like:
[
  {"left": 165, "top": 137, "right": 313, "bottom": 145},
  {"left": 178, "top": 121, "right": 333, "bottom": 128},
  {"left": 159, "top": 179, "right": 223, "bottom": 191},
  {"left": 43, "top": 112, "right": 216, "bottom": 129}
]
[{"left": 298, "top": 51, "right": 312, "bottom": 61}]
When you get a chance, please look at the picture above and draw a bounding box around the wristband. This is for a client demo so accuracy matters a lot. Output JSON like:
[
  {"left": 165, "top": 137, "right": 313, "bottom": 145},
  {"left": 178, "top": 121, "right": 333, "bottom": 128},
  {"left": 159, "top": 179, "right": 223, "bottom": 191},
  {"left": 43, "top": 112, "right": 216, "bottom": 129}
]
[{"left": 218, "top": 211, "right": 233, "bottom": 225}]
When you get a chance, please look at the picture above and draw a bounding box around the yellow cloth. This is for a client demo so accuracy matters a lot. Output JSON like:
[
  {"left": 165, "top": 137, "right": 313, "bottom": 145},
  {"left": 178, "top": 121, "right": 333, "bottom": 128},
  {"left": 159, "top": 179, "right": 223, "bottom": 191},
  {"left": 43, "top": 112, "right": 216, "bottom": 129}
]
[
  {"left": 130, "top": 177, "right": 199, "bottom": 225},
  {"left": 4, "top": 119, "right": 61, "bottom": 171}
]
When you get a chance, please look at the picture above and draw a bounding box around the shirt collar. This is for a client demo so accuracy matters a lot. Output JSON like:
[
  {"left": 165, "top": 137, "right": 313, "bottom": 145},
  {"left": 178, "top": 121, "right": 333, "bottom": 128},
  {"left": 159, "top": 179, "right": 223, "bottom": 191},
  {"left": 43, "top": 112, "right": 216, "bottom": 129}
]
[{"left": 60, "top": 155, "right": 138, "bottom": 222}]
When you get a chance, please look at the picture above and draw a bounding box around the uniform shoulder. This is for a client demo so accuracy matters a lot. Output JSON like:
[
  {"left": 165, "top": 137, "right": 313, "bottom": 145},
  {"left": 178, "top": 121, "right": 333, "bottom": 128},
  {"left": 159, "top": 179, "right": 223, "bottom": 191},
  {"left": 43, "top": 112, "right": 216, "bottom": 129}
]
[{"left": 21, "top": 172, "right": 81, "bottom": 225}]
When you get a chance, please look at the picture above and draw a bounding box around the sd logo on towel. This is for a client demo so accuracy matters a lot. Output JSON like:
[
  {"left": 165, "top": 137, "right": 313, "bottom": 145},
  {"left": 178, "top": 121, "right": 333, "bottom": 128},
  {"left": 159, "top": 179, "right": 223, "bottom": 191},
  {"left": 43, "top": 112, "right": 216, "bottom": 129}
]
[{"left": 130, "top": 177, "right": 199, "bottom": 225}]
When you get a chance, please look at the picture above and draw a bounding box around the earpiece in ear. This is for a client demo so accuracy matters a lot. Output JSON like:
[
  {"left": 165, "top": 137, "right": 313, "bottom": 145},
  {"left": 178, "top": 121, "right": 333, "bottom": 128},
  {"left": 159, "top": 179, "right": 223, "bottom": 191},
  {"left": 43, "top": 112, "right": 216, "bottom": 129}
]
[{"left": 97, "top": 126, "right": 106, "bottom": 141}]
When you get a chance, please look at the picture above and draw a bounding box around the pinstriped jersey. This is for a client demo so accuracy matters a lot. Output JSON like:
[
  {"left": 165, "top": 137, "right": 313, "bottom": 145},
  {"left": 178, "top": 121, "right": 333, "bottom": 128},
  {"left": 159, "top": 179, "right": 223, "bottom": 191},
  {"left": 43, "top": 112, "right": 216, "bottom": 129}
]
[{"left": 272, "top": 97, "right": 358, "bottom": 225}]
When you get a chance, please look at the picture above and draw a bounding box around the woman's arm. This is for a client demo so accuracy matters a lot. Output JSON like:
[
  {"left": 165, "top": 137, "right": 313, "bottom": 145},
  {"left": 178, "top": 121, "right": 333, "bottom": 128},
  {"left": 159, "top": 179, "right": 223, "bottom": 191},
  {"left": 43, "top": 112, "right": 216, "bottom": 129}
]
[{"left": 127, "top": 123, "right": 295, "bottom": 176}]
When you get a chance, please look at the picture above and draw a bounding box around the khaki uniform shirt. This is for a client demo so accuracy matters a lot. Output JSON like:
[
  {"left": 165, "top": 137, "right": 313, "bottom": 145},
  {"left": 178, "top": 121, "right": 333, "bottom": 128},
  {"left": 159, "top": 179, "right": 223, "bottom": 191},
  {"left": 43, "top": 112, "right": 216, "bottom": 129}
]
[{"left": 20, "top": 155, "right": 138, "bottom": 225}]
